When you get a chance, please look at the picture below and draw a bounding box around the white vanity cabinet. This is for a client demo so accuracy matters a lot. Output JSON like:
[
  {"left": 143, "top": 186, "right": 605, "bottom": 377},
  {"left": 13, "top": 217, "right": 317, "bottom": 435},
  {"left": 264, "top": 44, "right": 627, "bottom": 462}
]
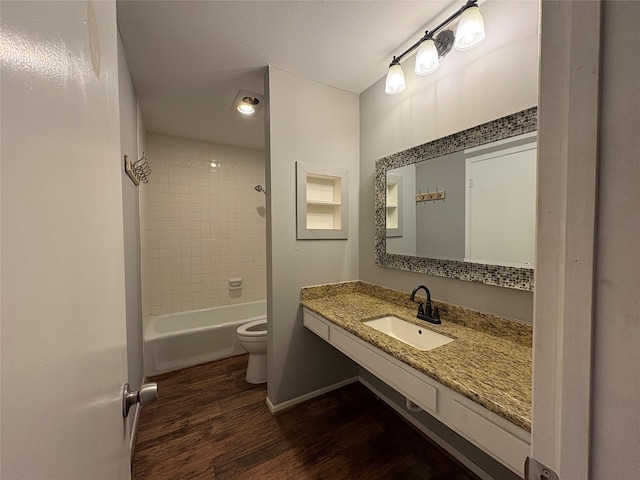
[{"left": 303, "top": 308, "right": 530, "bottom": 478}]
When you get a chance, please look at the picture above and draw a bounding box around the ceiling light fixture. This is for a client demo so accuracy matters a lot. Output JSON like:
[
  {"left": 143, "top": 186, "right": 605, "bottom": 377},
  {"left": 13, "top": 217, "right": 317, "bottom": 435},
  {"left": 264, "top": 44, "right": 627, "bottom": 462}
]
[
  {"left": 232, "top": 89, "right": 264, "bottom": 116},
  {"left": 237, "top": 96, "right": 259, "bottom": 115},
  {"left": 384, "top": 0, "right": 485, "bottom": 94}
]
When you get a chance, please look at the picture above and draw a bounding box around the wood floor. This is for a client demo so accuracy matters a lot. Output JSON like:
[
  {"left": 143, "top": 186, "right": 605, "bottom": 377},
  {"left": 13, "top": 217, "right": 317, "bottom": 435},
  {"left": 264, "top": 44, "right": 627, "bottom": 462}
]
[{"left": 133, "top": 355, "right": 479, "bottom": 480}]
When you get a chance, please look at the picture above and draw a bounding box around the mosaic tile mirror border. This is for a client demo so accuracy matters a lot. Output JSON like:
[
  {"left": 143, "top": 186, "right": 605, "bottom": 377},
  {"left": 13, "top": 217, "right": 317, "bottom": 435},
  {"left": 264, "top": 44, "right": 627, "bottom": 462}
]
[{"left": 374, "top": 107, "right": 537, "bottom": 291}]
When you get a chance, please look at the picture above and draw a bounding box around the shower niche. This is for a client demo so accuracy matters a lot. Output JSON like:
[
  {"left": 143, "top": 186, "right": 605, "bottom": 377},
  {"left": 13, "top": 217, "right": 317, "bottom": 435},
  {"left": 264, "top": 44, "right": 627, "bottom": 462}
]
[{"left": 296, "top": 162, "right": 348, "bottom": 240}]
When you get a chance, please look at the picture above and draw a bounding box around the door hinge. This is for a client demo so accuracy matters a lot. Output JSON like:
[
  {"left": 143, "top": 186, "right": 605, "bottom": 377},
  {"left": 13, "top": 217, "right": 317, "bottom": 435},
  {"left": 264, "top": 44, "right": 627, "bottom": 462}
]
[{"left": 525, "top": 457, "right": 559, "bottom": 480}]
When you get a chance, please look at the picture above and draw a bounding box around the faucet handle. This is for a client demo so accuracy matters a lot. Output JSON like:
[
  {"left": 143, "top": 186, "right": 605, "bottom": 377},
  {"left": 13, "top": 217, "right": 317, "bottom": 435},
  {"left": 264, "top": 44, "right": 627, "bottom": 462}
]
[{"left": 432, "top": 306, "right": 440, "bottom": 320}]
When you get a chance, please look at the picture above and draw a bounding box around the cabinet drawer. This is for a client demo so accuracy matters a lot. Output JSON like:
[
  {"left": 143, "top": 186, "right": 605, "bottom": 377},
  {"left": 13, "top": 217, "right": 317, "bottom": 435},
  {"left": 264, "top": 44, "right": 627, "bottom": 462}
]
[
  {"left": 303, "top": 310, "right": 330, "bottom": 340},
  {"left": 451, "top": 400, "right": 529, "bottom": 476},
  {"left": 331, "top": 328, "right": 437, "bottom": 413}
]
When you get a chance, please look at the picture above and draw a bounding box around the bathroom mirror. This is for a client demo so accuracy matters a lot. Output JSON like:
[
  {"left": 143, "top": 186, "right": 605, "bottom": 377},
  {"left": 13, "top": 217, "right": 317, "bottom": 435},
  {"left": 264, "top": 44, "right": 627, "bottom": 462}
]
[{"left": 375, "top": 107, "right": 537, "bottom": 291}]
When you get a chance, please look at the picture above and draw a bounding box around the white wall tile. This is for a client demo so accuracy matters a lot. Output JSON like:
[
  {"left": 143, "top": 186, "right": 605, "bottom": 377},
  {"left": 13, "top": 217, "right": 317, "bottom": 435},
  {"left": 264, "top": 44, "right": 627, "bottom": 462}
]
[{"left": 141, "top": 133, "right": 266, "bottom": 316}]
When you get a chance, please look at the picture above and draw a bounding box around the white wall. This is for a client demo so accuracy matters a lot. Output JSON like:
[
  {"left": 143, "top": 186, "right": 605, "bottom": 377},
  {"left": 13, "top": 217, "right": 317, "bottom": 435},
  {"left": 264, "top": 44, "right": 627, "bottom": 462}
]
[
  {"left": 359, "top": 0, "right": 539, "bottom": 322},
  {"left": 141, "top": 135, "right": 266, "bottom": 318},
  {"left": 415, "top": 152, "right": 465, "bottom": 260},
  {"left": 265, "top": 66, "right": 360, "bottom": 406},
  {"left": 590, "top": 2, "right": 640, "bottom": 476}
]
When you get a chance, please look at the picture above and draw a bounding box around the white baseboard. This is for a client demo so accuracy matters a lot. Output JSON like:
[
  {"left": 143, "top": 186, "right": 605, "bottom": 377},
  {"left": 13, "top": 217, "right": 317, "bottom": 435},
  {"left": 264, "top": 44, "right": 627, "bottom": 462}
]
[
  {"left": 359, "top": 376, "right": 493, "bottom": 480},
  {"left": 265, "top": 376, "right": 358, "bottom": 414}
]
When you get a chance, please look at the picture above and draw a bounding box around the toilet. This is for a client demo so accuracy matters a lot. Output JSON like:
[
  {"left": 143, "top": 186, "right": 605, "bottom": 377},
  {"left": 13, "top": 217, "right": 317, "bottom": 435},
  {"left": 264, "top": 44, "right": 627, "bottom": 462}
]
[{"left": 236, "top": 318, "right": 268, "bottom": 384}]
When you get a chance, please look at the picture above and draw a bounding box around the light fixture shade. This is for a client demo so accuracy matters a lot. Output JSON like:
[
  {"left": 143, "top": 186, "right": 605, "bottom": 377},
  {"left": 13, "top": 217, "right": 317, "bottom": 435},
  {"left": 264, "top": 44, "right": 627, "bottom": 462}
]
[
  {"left": 385, "top": 63, "right": 406, "bottom": 94},
  {"left": 454, "top": 6, "right": 485, "bottom": 51},
  {"left": 414, "top": 39, "right": 440, "bottom": 75}
]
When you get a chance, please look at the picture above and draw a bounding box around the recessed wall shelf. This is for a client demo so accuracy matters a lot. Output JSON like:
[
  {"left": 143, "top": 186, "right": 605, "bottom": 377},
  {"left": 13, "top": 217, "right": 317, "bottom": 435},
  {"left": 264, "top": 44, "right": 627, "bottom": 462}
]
[{"left": 296, "top": 162, "right": 348, "bottom": 240}]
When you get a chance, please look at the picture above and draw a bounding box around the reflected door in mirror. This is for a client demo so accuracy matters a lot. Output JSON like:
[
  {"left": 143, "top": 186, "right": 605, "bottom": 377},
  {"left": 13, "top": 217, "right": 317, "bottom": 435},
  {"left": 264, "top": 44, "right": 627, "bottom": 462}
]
[{"left": 464, "top": 137, "right": 537, "bottom": 268}]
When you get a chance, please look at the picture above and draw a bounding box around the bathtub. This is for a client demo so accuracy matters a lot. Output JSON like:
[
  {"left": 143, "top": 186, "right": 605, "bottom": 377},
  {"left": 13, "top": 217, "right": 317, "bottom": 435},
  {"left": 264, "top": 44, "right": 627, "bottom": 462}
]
[{"left": 144, "top": 300, "right": 266, "bottom": 376}]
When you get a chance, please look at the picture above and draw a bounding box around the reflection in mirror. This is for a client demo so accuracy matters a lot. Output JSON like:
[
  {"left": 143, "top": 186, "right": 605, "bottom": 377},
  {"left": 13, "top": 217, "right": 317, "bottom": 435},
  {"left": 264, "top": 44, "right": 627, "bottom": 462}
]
[
  {"left": 464, "top": 133, "right": 537, "bottom": 267},
  {"left": 375, "top": 107, "right": 537, "bottom": 291},
  {"left": 385, "top": 174, "right": 404, "bottom": 238},
  {"left": 386, "top": 133, "right": 537, "bottom": 269}
]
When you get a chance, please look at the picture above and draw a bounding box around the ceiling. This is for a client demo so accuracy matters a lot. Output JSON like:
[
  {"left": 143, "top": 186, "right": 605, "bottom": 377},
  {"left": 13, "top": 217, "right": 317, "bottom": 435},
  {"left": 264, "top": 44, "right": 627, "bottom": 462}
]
[{"left": 116, "top": 0, "right": 460, "bottom": 150}]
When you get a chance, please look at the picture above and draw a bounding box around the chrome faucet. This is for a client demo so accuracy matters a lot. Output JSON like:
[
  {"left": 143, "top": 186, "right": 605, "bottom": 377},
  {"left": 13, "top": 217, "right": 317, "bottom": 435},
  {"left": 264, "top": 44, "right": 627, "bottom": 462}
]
[{"left": 409, "top": 285, "right": 441, "bottom": 325}]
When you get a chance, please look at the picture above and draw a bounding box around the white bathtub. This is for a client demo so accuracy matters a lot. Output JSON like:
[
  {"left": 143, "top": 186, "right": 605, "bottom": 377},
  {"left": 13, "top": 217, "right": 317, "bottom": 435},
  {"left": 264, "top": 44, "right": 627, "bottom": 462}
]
[{"left": 144, "top": 300, "right": 266, "bottom": 376}]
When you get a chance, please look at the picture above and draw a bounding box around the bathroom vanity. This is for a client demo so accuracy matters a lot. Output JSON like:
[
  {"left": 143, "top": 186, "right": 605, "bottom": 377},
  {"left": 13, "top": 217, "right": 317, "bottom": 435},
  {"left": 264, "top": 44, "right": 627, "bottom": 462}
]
[{"left": 301, "top": 281, "right": 532, "bottom": 478}]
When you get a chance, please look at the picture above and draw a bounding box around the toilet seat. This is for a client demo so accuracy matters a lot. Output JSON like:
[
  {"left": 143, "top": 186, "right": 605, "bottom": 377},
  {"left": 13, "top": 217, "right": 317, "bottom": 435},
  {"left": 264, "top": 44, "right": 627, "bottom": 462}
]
[{"left": 236, "top": 318, "right": 267, "bottom": 338}]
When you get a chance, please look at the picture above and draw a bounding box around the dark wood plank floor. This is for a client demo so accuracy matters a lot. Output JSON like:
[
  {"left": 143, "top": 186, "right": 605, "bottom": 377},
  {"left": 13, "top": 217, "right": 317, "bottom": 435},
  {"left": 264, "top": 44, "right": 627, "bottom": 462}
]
[{"left": 133, "top": 355, "right": 479, "bottom": 480}]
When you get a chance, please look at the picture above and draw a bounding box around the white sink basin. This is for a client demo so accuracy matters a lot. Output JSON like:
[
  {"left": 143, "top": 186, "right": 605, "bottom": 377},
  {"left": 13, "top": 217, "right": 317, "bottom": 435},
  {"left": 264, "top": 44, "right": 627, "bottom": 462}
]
[{"left": 364, "top": 316, "right": 454, "bottom": 351}]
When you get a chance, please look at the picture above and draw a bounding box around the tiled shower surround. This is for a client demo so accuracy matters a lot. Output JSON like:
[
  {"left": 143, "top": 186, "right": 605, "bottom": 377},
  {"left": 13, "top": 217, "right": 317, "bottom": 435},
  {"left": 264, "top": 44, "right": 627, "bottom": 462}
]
[{"left": 141, "top": 133, "right": 266, "bottom": 317}]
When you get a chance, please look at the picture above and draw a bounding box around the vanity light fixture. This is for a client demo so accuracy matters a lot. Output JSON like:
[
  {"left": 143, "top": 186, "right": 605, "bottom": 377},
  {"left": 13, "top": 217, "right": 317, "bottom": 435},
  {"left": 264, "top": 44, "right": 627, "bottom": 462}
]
[
  {"left": 454, "top": 4, "right": 486, "bottom": 50},
  {"left": 384, "top": 0, "right": 485, "bottom": 94},
  {"left": 385, "top": 59, "right": 407, "bottom": 94},
  {"left": 232, "top": 89, "right": 264, "bottom": 116},
  {"left": 414, "top": 37, "right": 441, "bottom": 75}
]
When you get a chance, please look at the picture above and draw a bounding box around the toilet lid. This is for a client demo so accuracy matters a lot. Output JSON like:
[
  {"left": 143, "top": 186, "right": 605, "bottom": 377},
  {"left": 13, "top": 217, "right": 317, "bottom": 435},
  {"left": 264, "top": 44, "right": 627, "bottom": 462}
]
[{"left": 237, "top": 318, "right": 267, "bottom": 337}]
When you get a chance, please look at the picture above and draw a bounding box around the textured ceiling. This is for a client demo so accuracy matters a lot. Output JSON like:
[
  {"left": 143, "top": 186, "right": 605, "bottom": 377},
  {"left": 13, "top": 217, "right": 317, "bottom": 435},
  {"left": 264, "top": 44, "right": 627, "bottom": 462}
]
[{"left": 116, "top": 0, "right": 459, "bottom": 150}]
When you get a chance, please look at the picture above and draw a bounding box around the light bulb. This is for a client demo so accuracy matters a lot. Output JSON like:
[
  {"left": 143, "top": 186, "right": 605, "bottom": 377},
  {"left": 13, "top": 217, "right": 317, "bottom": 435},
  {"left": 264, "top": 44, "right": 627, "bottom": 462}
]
[
  {"left": 237, "top": 103, "right": 255, "bottom": 115},
  {"left": 385, "top": 63, "right": 406, "bottom": 94},
  {"left": 414, "top": 38, "right": 440, "bottom": 75},
  {"left": 235, "top": 95, "right": 259, "bottom": 115},
  {"left": 454, "top": 6, "right": 485, "bottom": 51}
]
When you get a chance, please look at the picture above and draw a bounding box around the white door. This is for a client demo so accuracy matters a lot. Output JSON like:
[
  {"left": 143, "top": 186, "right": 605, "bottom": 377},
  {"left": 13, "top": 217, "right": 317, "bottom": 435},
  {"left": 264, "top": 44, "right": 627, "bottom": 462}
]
[{"left": 1, "top": 1, "right": 131, "bottom": 479}]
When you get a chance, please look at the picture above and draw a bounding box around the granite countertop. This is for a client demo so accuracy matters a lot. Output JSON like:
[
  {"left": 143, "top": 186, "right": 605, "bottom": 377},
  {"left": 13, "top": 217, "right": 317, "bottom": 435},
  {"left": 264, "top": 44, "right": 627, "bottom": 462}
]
[{"left": 301, "top": 281, "right": 532, "bottom": 432}]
